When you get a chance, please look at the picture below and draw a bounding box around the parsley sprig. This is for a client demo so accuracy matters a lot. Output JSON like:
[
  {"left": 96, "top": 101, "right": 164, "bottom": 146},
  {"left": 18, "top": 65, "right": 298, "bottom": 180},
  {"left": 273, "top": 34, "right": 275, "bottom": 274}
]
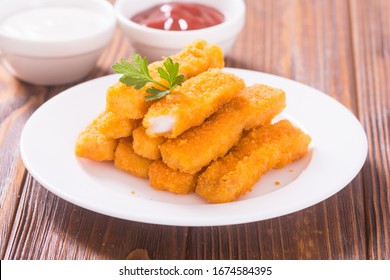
[{"left": 112, "top": 54, "right": 185, "bottom": 101}]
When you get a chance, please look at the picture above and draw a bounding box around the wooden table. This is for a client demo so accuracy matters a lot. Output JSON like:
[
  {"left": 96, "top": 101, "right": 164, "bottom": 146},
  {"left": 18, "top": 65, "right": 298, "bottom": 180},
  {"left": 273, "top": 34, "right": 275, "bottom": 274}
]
[{"left": 1, "top": 0, "right": 389, "bottom": 260}]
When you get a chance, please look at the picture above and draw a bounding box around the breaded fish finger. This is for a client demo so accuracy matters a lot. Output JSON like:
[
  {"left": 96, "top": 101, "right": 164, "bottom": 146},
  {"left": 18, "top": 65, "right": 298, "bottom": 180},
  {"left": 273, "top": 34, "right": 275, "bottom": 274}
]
[
  {"left": 114, "top": 138, "right": 152, "bottom": 178},
  {"left": 242, "top": 84, "right": 286, "bottom": 130},
  {"left": 106, "top": 40, "right": 224, "bottom": 119},
  {"left": 160, "top": 84, "right": 286, "bottom": 174},
  {"left": 75, "top": 114, "right": 118, "bottom": 161},
  {"left": 97, "top": 111, "right": 139, "bottom": 139},
  {"left": 148, "top": 161, "right": 198, "bottom": 194},
  {"left": 143, "top": 69, "right": 245, "bottom": 138},
  {"left": 132, "top": 126, "right": 165, "bottom": 160},
  {"left": 196, "top": 120, "right": 312, "bottom": 203}
]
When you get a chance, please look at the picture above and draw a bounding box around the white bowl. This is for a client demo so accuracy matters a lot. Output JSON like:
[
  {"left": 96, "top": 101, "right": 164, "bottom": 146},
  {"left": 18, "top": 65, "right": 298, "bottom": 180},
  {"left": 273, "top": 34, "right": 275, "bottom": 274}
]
[
  {"left": 115, "top": 0, "right": 246, "bottom": 61},
  {"left": 0, "top": 0, "right": 116, "bottom": 85}
]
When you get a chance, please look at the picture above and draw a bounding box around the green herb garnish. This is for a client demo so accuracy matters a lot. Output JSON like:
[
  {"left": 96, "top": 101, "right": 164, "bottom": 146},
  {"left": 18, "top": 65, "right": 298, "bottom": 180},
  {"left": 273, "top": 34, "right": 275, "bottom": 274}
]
[{"left": 112, "top": 54, "right": 185, "bottom": 101}]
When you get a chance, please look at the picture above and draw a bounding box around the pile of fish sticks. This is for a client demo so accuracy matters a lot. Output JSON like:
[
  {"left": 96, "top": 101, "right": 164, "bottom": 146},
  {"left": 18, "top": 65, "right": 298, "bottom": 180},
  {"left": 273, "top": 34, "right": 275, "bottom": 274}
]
[{"left": 75, "top": 40, "right": 311, "bottom": 203}]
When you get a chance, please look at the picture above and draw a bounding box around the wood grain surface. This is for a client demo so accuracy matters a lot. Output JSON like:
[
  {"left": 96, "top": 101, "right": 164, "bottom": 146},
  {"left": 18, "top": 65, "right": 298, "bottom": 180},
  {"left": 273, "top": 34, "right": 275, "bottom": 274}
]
[{"left": 0, "top": 0, "right": 389, "bottom": 260}]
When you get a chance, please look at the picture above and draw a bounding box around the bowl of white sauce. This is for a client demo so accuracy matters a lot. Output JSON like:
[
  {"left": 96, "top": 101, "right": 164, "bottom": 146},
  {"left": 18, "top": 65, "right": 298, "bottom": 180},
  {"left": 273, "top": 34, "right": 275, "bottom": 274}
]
[{"left": 0, "top": 0, "right": 116, "bottom": 85}]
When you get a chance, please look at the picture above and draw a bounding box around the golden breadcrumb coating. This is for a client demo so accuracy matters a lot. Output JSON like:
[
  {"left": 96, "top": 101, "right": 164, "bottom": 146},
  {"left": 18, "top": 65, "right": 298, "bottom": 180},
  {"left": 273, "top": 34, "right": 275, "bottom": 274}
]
[
  {"left": 97, "top": 111, "right": 139, "bottom": 139},
  {"left": 196, "top": 120, "right": 312, "bottom": 203},
  {"left": 148, "top": 161, "right": 198, "bottom": 194},
  {"left": 132, "top": 126, "right": 165, "bottom": 160},
  {"left": 114, "top": 138, "right": 152, "bottom": 178},
  {"left": 241, "top": 84, "right": 286, "bottom": 130},
  {"left": 106, "top": 40, "right": 224, "bottom": 119},
  {"left": 143, "top": 68, "right": 245, "bottom": 138},
  {"left": 75, "top": 113, "right": 118, "bottom": 161},
  {"left": 170, "top": 39, "right": 224, "bottom": 76},
  {"left": 160, "top": 84, "right": 286, "bottom": 174}
]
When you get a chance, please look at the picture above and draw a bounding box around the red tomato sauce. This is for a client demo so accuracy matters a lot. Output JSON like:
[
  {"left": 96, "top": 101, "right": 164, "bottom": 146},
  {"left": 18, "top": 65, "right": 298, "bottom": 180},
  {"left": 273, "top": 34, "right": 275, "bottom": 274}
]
[{"left": 131, "top": 2, "right": 225, "bottom": 31}]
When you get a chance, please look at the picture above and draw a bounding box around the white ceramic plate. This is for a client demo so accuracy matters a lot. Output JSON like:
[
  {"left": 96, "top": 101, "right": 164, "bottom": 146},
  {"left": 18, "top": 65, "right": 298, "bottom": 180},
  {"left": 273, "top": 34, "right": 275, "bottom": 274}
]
[{"left": 20, "top": 68, "right": 367, "bottom": 226}]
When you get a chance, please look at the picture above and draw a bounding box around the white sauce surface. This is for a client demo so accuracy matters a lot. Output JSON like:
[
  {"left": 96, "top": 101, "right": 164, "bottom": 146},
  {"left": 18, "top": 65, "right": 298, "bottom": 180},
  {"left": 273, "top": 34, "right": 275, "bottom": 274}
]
[{"left": 0, "top": 7, "right": 109, "bottom": 41}]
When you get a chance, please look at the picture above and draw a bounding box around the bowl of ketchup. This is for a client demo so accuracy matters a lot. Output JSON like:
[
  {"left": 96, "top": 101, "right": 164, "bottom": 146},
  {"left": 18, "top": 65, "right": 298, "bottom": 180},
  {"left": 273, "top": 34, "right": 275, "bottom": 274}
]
[{"left": 115, "top": 0, "right": 245, "bottom": 61}]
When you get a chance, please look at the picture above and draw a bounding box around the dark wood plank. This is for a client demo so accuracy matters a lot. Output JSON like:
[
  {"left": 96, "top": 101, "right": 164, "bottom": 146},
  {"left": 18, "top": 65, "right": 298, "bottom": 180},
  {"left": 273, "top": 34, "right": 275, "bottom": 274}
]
[
  {"left": 349, "top": 0, "right": 390, "bottom": 260},
  {"left": 0, "top": 73, "right": 47, "bottom": 258}
]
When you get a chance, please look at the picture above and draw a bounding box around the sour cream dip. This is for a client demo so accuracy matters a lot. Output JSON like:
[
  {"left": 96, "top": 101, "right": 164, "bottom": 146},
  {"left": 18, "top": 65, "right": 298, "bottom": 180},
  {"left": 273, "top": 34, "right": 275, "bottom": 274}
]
[
  {"left": 0, "top": 0, "right": 116, "bottom": 85},
  {"left": 0, "top": 6, "right": 110, "bottom": 41}
]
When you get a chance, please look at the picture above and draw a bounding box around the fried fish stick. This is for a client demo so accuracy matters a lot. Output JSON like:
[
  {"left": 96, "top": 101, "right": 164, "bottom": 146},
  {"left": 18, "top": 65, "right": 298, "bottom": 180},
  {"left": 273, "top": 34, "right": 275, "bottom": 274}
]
[
  {"left": 167, "top": 39, "right": 224, "bottom": 79},
  {"left": 97, "top": 111, "right": 139, "bottom": 139},
  {"left": 114, "top": 138, "right": 152, "bottom": 178},
  {"left": 132, "top": 126, "right": 165, "bottom": 160},
  {"left": 160, "top": 84, "right": 286, "bottom": 174},
  {"left": 143, "top": 69, "right": 245, "bottom": 138},
  {"left": 196, "top": 120, "right": 311, "bottom": 203},
  {"left": 148, "top": 161, "right": 198, "bottom": 194},
  {"left": 106, "top": 40, "right": 224, "bottom": 119},
  {"left": 241, "top": 84, "right": 286, "bottom": 130},
  {"left": 75, "top": 115, "right": 118, "bottom": 161}
]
